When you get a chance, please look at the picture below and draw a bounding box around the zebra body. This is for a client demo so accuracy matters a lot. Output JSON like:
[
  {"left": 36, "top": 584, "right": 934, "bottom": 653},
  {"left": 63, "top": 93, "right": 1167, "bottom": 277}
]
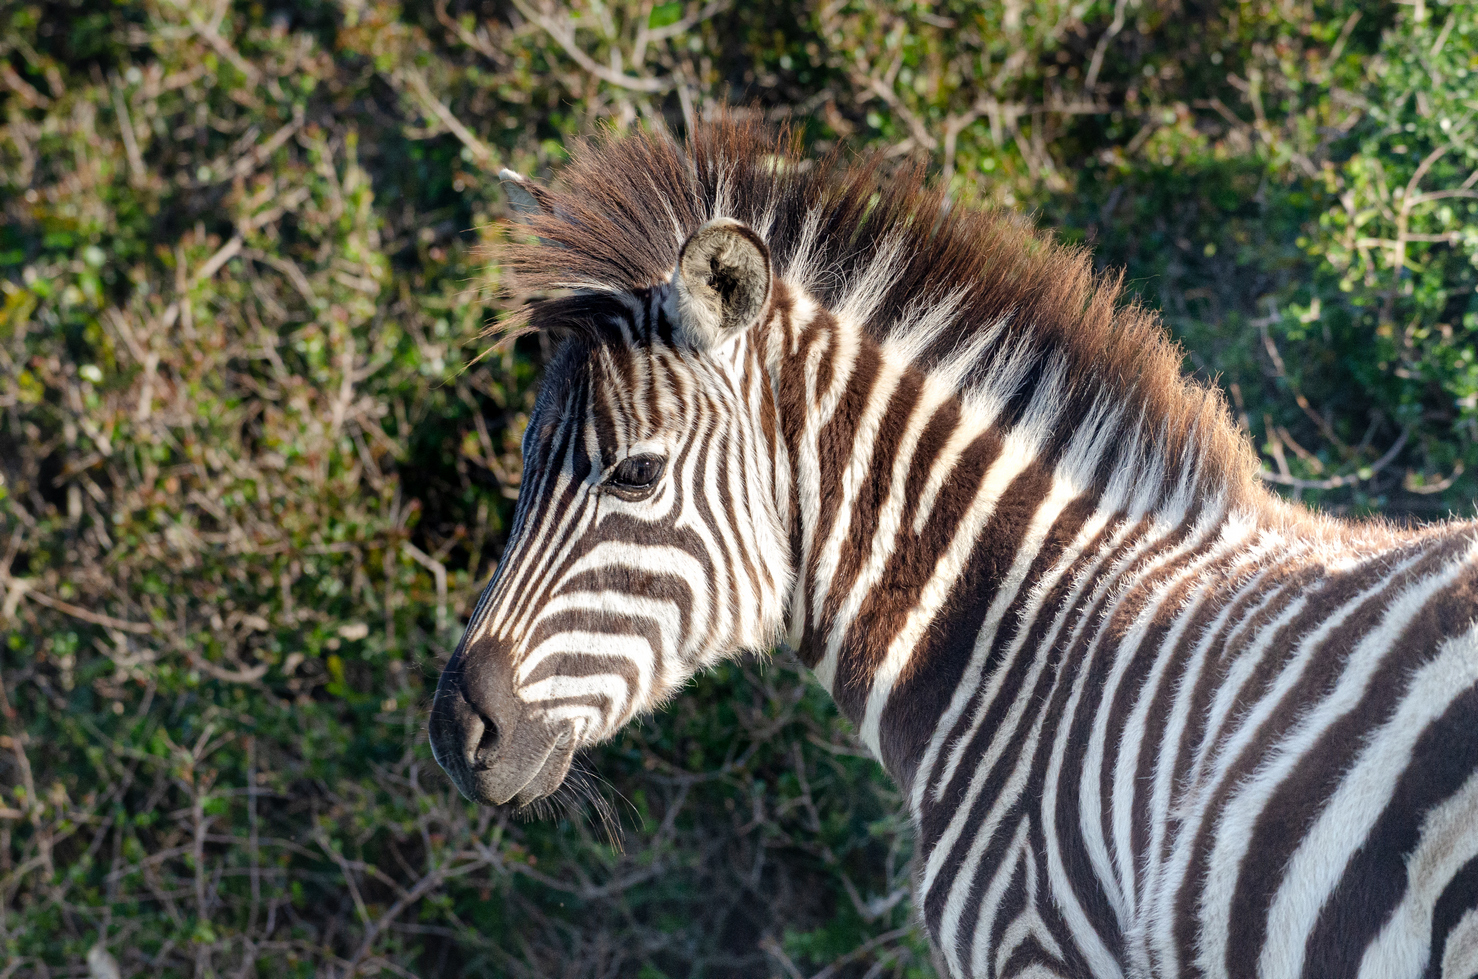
[{"left": 429, "top": 120, "right": 1478, "bottom": 978}]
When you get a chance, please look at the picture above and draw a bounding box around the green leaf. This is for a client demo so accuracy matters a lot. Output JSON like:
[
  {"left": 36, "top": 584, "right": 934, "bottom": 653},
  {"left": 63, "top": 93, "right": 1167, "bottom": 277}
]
[{"left": 649, "top": 2, "right": 683, "bottom": 29}]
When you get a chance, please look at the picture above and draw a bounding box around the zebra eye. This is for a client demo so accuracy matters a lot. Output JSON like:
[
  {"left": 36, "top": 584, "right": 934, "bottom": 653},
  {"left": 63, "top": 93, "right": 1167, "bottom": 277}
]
[{"left": 608, "top": 455, "right": 665, "bottom": 496}]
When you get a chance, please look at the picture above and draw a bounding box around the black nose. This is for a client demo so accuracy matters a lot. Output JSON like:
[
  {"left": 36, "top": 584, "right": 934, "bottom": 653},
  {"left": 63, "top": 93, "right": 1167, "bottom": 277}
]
[
  {"left": 428, "top": 638, "right": 530, "bottom": 804},
  {"left": 429, "top": 672, "right": 500, "bottom": 769},
  {"left": 472, "top": 706, "right": 499, "bottom": 766}
]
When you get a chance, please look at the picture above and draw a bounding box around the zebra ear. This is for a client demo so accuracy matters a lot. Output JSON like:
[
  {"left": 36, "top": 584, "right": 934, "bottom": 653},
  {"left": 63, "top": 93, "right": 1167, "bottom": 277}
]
[
  {"left": 671, "top": 218, "right": 772, "bottom": 350},
  {"left": 498, "top": 168, "right": 552, "bottom": 218}
]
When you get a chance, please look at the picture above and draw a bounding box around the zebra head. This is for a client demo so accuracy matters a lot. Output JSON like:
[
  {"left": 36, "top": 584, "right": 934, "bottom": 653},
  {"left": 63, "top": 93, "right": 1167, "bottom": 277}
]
[{"left": 430, "top": 216, "right": 792, "bottom": 808}]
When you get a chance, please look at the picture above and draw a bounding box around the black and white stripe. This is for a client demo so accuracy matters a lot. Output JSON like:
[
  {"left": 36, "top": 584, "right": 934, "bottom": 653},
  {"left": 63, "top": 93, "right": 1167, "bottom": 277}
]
[{"left": 429, "top": 120, "right": 1478, "bottom": 978}]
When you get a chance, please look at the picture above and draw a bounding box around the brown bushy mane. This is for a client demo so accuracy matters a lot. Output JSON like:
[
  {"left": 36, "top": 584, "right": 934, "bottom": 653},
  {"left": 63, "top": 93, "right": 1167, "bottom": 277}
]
[{"left": 499, "top": 114, "right": 1258, "bottom": 502}]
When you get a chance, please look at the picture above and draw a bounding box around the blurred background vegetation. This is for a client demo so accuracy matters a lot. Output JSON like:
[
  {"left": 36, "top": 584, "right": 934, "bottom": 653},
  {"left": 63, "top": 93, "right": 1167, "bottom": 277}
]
[{"left": 1, "top": 0, "right": 1475, "bottom": 975}]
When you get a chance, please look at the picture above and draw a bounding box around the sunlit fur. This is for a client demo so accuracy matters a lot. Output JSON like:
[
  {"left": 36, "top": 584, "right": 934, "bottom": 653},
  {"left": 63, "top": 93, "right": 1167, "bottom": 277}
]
[
  {"left": 430, "top": 117, "right": 1478, "bottom": 979},
  {"left": 467, "top": 296, "right": 792, "bottom": 742}
]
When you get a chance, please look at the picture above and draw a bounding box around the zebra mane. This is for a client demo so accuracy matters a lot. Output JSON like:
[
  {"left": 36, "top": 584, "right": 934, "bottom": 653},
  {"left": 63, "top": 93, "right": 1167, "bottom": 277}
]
[{"left": 499, "top": 114, "right": 1257, "bottom": 500}]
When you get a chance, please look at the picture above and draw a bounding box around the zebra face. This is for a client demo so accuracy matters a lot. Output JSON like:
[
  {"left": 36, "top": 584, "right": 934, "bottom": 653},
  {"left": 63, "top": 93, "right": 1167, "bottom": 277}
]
[{"left": 430, "top": 219, "right": 791, "bottom": 807}]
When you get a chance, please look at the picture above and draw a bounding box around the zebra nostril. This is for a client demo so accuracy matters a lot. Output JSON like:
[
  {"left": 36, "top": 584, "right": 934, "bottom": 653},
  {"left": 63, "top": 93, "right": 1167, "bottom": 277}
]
[{"left": 471, "top": 714, "right": 500, "bottom": 767}]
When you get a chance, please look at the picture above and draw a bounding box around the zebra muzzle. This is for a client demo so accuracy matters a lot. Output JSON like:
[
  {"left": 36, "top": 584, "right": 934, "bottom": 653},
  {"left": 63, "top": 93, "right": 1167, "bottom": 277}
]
[{"left": 429, "top": 652, "right": 577, "bottom": 806}]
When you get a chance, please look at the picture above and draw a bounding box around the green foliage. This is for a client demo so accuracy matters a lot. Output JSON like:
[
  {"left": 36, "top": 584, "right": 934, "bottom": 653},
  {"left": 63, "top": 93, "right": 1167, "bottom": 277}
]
[
  {"left": 1048, "top": 2, "right": 1478, "bottom": 513},
  {"left": 1, "top": 0, "right": 1475, "bottom": 976}
]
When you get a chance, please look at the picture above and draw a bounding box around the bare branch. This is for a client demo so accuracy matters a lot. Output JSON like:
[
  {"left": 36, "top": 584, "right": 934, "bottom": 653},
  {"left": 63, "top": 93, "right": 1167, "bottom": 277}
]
[
  {"left": 1259, "top": 429, "right": 1409, "bottom": 489},
  {"left": 1406, "top": 460, "right": 1464, "bottom": 495},
  {"left": 396, "top": 68, "right": 498, "bottom": 169},
  {"left": 1083, "top": 0, "right": 1130, "bottom": 94},
  {"left": 15, "top": 584, "right": 156, "bottom": 635},
  {"left": 110, "top": 84, "right": 145, "bottom": 187},
  {"left": 507, "top": 0, "right": 674, "bottom": 93}
]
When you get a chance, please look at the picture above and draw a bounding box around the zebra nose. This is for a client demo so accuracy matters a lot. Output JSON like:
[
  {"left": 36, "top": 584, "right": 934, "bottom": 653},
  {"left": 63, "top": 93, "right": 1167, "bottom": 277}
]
[
  {"left": 429, "top": 638, "right": 528, "bottom": 804},
  {"left": 469, "top": 704, "right": 500, "bottom": 767},
  {"left": 429, "top": 667, "right": 506, "bottom": 770}
]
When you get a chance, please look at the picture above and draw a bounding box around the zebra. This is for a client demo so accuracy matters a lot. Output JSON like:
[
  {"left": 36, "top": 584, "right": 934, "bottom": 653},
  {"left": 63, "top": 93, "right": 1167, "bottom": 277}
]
[{"left": 428, "top": 117, "right": 1478, "bottom": 979}]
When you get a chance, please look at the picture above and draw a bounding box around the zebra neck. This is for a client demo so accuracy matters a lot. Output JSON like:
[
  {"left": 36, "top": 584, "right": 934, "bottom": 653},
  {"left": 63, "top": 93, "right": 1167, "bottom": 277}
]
[{"left": 763, "top": 287, "right": 1260, "bottom": 790}]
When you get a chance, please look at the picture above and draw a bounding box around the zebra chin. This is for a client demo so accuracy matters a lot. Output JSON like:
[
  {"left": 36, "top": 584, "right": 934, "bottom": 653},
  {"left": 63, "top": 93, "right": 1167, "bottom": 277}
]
[{"left": 428, "top": 651, "right": 580, "bottom": 808}]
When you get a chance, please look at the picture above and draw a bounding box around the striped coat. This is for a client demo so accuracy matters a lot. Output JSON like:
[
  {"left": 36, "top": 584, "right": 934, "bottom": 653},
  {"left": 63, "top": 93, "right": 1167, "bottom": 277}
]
[{"left": 429, "top": 118, "right": 1478, "bottom": 978}]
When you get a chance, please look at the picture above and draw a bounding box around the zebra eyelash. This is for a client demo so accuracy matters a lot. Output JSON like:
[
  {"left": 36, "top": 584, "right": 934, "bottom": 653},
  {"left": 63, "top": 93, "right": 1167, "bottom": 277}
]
[{"left": 602, "top": 453, "right": 667, "bottom": 500}]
